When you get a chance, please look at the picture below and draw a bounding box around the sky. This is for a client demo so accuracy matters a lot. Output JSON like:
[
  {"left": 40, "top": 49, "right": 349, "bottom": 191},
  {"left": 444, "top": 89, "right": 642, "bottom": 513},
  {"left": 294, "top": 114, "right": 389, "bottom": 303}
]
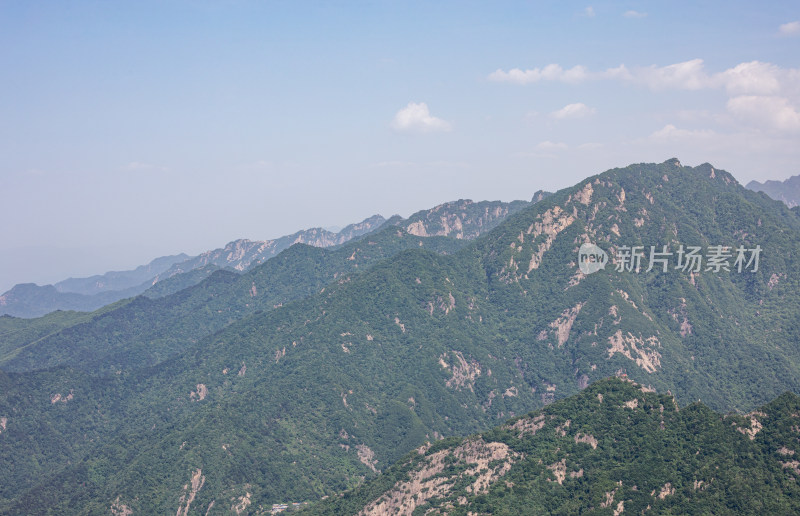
[{"left": 1, "top": 0, "right": 799, "bottom": 292}]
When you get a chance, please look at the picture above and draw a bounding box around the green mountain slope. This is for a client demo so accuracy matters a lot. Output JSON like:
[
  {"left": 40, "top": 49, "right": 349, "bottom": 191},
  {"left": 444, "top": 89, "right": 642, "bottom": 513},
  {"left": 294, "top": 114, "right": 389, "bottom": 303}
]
[
  {"left": 470, "top": 158, "right": 800, "bottom": 412},
  {"left": 0, "top": 306, "right": 123, "bottom": 366},
  {"left": 2, "top": 160, "right": 800, "bottom": 513},
  {"left": 308, "top": 376, "right": 800, "bottom": 515},
  {"left": 0, "top": 228, "right": 466, "bottom": 375},
  {"left": 0, "top": 198, "right": 532, "bottom": 374}
]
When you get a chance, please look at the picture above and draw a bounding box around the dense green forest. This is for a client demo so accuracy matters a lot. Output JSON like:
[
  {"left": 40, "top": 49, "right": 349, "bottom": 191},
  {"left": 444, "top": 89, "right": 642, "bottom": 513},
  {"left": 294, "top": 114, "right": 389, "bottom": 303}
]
[
  {"left": 0, "top": 228, "right": 466, "bottom": 375},
  {"left": 308, "top": 377, "right": 800, "bottom": 515},
  {"left": 2, "top": 160, "right": 800, "bottom": 513}
]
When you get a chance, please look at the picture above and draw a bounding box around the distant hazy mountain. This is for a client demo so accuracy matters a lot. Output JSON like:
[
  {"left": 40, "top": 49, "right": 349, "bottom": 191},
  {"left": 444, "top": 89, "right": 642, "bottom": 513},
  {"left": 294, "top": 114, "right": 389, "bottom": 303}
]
[
  {"left": 388, "top": 198, "right": 537, "bottom": 239},
  {"left": 746, "top": 174, "right": 800, "bottom": 207},
  {"left": 0, "top": 200, "right": 537, "bottom": 318},
  {"left": 154, "top": 215, "right": 388, "bottom": 280},
  {"left": 0, "top": 255, "right": 189, "bottom": 319},
  {"left": 0, "top": 283, "right": 141, "bottom": 319},
  {"left": 54, "top": 254, "right": 189, "bottom": 295},
  {"left": 0, "top": 216, "right": 386, "bottom": 318},
  {"left": 0, "top": 197, "right": 537, "bottom": 371}
]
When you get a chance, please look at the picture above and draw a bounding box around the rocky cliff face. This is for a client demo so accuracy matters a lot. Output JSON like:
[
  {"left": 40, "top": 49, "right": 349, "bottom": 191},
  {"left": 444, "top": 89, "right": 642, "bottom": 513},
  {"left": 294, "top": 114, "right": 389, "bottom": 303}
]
[
  {"left": 396, "top": 199, "right": 537, "bottom": 240},
  {"left": 155, "top": 214, "right": 389, "bottom": 278}
]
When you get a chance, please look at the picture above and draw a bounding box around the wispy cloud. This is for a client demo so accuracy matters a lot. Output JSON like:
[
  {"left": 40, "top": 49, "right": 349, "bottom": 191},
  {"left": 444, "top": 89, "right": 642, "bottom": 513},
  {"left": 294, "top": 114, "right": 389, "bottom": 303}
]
[
  {"left": 536, "top": 141, "right": 568, "bottom": 151},
  {"left": 649, "top": 124, "right": 716, "bottom": 142},
  {"left": 623, "top": 10, "right": 647, "bottom": 18},
  {"left": 779, "top": 21, "right": 800, "bottom": 36},
  {"left": 551, "top": 102, "right": 596, "bottom": 119},
  {"left": 488, "top": 64, "right": 590, "bottom": 84},
  {"left": 391, "top": 102, "right": 452, "bottom": 132},
  {"left": 490, "top": 59, "right": 800, "bottom": 132},
  {"left": 629, "top": 59, "right": 711, "bottom": 90},
  {"left": 727, "top": 96, "right": 800, "bottom": 131},
  {"left": 489, "top": 59, "right": 799, "bottom": 94},
  {"left": 582, "top": 6, "right": 595, "bottom": 17}
]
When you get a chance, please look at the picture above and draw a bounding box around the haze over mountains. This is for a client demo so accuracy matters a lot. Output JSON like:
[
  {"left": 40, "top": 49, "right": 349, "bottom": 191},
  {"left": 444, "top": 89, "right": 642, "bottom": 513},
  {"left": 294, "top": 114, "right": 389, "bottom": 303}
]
[
  {"left": 0, "top": 217, "right": 385, "bottom": 318},
  {"left": 0, "top": 199, "right": 536, "bottom": 319},
  {"left": 2, "top": 160, "right": 800, "bottom": 514}
]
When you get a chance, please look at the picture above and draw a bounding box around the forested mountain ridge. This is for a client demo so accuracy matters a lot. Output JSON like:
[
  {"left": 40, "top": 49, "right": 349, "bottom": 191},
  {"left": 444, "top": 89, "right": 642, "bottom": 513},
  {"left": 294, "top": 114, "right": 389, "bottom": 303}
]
[
  {"left": 308, "top": 376, "right": 800, "bottom": 515},
  {"left": 0, "top": 228, "right": 466, "bottom": 375},
  {"left": 0, "top": 198, "right": 535, "bottom": 375},
  {"left": 2, "top": 159, "right": 800, "bottom": 513}
]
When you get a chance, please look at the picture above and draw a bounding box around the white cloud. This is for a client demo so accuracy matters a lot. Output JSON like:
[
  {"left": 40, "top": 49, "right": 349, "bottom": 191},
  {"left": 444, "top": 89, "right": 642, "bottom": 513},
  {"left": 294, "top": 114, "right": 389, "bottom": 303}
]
[
  {"left": 489, "top": 60, "right": 714, "bottom": 89},
  {"left": 490, "top": 59, "right": 800, "bottom": 135},
  {"left": 551, "top": 102, "right": 596, "bottom": 119},
  {"left": 634, "top": 59, "right": 711, "bottom": 90},
  {"left": 623, "top": 10, "right": 647, "bottom": 18},
  {"left": 535, "top": 141, "right": 568, "bottom": 151},
  {"left": 726, "top": 96, "right": 800, "bottom": 131},
  {"left": 581, "top": 6, "right": 595, "bottom": 17},
  {"left": 490, "top": 59, "right": 800, "bottom": 97},
  {"left": 779, "top": 21, "right": 800, "bottom": 35},
  {"left": 391, "top": 102, "right": 452, "bottom": 132},
  {"left": 717, "top": 61, "right": 782, "bottom": 95},
  {"left": 488, "top": 64, "right": 590, "bottom": 84},
  {"left": 631, "top": 60, "right": 797, "bottom": 95},
  {"left": 600, "top": 64, "right": 634, "bottom": 81},
  {"left": 649, "top": 124, "right": 716, "bottom": 142}
]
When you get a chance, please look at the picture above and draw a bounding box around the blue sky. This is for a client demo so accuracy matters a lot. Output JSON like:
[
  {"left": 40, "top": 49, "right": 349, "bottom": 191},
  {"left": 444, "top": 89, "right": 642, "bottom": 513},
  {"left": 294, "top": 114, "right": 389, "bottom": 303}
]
[{"left": 1, "top": 1, "right": 799, "bottom": 291}]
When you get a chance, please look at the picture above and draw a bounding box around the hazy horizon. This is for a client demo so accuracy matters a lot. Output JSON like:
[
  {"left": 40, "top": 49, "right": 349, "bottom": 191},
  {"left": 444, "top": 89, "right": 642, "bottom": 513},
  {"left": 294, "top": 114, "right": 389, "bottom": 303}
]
[{"left": 2, "top": 1, "right": 799, "bottom": 293}]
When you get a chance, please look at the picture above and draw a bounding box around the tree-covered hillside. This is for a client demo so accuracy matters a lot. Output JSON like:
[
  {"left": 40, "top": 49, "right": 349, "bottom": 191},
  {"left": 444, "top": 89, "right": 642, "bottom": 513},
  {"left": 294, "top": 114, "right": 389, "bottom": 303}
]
[
  {"left": 2, "top": 160, "right": 800, "bottom": 513},
  {"left": 0, "top": 227, "right": 466, "bottom": 375},
  {"left": 307, "top": 376, "right": 800, "bottom": 515}
]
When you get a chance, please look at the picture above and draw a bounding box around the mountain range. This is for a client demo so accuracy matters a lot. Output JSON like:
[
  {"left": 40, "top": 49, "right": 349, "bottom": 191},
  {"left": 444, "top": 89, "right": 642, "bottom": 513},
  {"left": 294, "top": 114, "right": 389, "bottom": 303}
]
[
  {"left": 1, "top": 160, "right": 799, "bottom": 514},
  {"left": 746, "top": 174, "right": 800, "bottom": 208},
  {"left": 0, "top": 217, "right": 385, "bottom": 318},
  {"left": 0, "top": 198, "right": 534, "bottom": 319}
]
